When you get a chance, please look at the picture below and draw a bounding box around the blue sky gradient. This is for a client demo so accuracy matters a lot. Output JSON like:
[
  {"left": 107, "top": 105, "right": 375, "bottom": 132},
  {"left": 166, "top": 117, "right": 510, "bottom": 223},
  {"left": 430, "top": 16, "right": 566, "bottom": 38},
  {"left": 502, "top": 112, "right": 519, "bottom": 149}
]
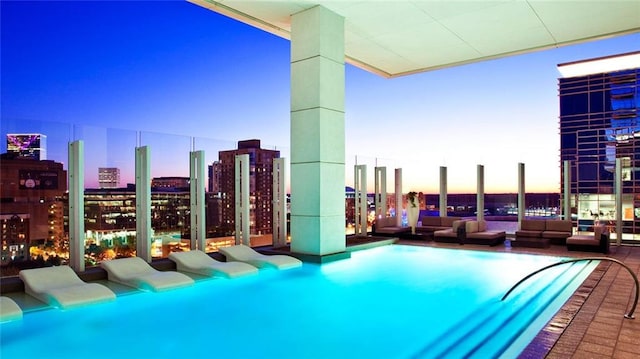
[{"left": 2, "top": 1, "right": 639, "bottom": 192}]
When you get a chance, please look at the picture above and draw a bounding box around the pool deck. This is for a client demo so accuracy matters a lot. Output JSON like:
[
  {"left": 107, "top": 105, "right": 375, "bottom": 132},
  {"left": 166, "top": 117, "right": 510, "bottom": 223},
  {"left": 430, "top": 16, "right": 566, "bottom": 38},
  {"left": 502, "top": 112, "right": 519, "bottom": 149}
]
[{"left": 394, "top": 237, "right": 640, "bottom": 359}]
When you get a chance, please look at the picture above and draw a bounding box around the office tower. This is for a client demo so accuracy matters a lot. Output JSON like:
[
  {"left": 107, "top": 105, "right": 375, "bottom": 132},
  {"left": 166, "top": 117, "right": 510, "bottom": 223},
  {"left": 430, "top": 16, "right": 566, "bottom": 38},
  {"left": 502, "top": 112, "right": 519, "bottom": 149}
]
[
  {"left": 208, "top": 161, "right": 222, "bottom": 193},
  {"left": 151, "top": 177, "right": 190, "bottom": 190},
  {"left": 0, "top": 157, "right": 67, "bottom": 262},
  {"left": 6, "top": 133, "right": 47, "bottom": 160},
  {"left": 98, "top": 167, "right": 120, "bottom": 188},
  {"left": 558, "top": 51, "right": 639, "bottom": 238},
  {"left": 215, "top": 139, "right": 280, "bottom": 235}
]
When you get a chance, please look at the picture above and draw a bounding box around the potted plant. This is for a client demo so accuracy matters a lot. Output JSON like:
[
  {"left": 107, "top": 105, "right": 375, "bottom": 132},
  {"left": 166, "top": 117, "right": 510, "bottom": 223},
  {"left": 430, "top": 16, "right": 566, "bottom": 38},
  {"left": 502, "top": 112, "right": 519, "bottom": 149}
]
[{"left": 407, "top": 191, "right": 419, "bottom": 234}]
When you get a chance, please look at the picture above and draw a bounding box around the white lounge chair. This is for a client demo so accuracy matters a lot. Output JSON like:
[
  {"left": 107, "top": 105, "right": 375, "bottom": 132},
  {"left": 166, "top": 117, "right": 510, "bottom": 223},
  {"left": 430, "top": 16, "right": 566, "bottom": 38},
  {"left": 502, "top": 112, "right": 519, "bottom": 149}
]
[
  {"left": 1, "top": 296, "right": 23, "bottom": 322},
  {"left": 218, "top": 245, "right": 302, "bottom": 270},
  {"left": 18, "top": 266, "right": 116, "bottom": 309},
  {"left": 100, "top": 257, "right": 194, "bottom": 292},
  {"left": 169, "top": 250, "right": 258, "bottom": 278}
]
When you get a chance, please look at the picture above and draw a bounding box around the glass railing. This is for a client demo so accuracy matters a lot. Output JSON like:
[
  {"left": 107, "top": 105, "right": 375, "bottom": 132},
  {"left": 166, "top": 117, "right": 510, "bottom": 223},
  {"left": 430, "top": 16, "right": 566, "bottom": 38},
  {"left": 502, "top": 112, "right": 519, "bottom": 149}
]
[{"left": 2, "top": 118, "right": 637, "bottom": 277}]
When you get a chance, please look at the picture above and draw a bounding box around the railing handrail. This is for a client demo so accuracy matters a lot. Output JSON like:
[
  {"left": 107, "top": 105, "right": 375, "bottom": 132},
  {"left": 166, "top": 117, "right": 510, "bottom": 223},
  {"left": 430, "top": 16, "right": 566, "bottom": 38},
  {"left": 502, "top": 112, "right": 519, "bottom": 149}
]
[{"left": 501, "top": 257, "right": 637, "bottom": 319}]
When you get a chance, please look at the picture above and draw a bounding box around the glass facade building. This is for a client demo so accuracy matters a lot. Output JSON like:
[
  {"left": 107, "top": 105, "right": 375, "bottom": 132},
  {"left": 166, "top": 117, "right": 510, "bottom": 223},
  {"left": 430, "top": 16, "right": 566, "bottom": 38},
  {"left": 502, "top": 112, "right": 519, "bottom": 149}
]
[{"left": 558, "top": 52, "right": 640, "bottom": 241}]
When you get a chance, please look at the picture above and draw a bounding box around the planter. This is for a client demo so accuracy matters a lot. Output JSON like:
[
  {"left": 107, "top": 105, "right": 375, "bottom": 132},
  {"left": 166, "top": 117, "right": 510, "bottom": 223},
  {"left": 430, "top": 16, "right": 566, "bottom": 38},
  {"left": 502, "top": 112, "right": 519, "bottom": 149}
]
[{"left": 407, "top": 198, "right": 419, "bottom": 234}]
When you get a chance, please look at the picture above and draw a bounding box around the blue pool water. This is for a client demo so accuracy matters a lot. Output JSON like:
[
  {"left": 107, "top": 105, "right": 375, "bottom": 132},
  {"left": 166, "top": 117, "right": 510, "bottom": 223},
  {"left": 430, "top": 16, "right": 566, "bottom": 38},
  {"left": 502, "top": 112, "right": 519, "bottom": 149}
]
[{"left": 0, "top": 245, "right": 597, "bottom": 359}]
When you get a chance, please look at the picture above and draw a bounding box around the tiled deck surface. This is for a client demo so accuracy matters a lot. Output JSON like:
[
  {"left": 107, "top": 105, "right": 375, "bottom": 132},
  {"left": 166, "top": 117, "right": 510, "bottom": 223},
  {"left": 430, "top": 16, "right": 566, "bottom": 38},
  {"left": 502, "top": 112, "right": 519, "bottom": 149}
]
[{"left": 396, "top": 237, "right": 640, "bottom": 359}]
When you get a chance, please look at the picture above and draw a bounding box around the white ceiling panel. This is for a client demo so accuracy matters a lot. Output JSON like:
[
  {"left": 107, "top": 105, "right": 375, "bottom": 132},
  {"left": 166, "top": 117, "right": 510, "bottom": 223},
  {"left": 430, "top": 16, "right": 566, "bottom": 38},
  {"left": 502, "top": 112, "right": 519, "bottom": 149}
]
[{"left": 190, "top": 0, "right": 640, "bottom": 77}]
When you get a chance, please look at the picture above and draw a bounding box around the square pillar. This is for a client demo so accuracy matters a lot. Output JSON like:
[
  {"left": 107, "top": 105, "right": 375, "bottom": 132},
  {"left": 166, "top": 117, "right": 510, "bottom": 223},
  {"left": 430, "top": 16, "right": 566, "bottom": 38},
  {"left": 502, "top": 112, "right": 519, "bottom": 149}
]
[{"left": 290, "top": 6, "right": 345, "bottom": 256}]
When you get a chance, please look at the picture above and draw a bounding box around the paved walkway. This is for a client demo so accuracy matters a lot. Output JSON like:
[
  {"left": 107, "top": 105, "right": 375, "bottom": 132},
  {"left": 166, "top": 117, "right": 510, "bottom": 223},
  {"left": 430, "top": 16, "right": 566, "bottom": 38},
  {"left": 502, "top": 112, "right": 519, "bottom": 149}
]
[{"left": 397, "top": 238, "right": 640, "bottom": 358}]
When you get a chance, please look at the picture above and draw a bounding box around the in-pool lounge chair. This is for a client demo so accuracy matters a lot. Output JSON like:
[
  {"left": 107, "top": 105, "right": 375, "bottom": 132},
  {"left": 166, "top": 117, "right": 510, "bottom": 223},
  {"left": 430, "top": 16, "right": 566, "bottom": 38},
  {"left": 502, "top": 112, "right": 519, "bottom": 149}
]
[
  {"left": 18, "top": 265, "right": 116, "bottom": 309},
  {"left": 169, "top": 250, "right": 258, "bottom": 278},
  {"left": 219, "top": 245, "right": 302, "bottom": 270},
  {"left": 1, "top": 296, "right": 23, "bottom": 322},
  {"left": 101, "top": 257, "right": 194, "bottom": 292}
]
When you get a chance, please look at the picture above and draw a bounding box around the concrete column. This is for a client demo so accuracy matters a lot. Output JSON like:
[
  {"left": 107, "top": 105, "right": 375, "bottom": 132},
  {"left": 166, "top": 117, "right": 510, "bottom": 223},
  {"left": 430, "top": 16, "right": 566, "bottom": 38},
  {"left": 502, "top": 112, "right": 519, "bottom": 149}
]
[
  {"left": 395, "top": 168, "right": 403, "bottom": 226},
  {"left": 354, "top": 165, "right": 367, "bottom": 237},
  {"left": 68, "top": 140, "right": 85, "bottom": 272},
  {"left": 190, "top": 150, "right": 206, "bottom": 251},
  {"left": 135, "top": 146, "right": 151, "bottom": 262},
  {"left": 615, "top": 158, "right": 622, "bottom": 245},
  {"left": 439, "top": 166, "right": 447, "bottom": 217},
  {"left": 272, "top": 158, "right": 287, "bottom": 248},
  {"left": 477, "top": 164, "right": 484, "bottom": 222},
  {"left": 235, "top": 154, "right": 250, "bottom": 246},
  {"left": 374, "top": 166, "right": 387, "bottom": 218},
  {"left": 290, "top": 6, "right": 345, "bottom": 256},
  {"left": 563, "top": 160, "right": 571, "bottom": 222},
  {"left": 518, "top": 163, "right": 525, "bottom": 227}
]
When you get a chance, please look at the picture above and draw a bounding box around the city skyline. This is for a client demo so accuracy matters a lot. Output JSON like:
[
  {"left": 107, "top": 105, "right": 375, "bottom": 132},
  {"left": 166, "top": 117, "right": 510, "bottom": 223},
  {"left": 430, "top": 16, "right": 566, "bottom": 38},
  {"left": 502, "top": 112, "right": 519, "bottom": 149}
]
[{"left": 1, "top": 1, "right": 639, "bottom": 193}]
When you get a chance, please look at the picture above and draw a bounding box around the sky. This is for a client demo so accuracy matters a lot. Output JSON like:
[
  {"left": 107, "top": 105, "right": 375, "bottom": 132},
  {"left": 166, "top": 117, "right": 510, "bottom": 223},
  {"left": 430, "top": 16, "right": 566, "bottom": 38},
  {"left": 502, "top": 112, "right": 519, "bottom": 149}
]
[{"left": 1, "top": 0, "right": 639, "bottom": 193}]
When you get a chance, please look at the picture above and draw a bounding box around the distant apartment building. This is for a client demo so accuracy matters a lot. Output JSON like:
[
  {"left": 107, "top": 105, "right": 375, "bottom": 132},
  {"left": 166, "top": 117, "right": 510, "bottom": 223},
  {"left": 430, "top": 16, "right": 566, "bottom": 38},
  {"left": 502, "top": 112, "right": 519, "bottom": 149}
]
[
  {"left": 208, "top": 161, "right": 222, "bottom": 193},
  {"left": 558, "top": 51, "right": 639, "bottom": 239},
  {"left": 212, "top": 139, "right": 280, "bottom": 235},
  {"left": 6, "top": 133, "right": 47, "bottom": 160},
  {"left": 98, "top": 167, "right": 120, "bottom": 188},
  {"left": 0, "top": 155, "right": 67, "bottom": 263},
  {"left": 151, "top": 177, "right": 190, "bottom": 190}
]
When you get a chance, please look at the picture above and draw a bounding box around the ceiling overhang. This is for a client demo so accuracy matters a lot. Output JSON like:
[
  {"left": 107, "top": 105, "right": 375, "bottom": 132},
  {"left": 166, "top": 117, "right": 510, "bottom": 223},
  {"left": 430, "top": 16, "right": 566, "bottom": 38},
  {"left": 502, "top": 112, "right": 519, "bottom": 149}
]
[{"left": 189, "top": 0, "right": 640, "bottom": 78}]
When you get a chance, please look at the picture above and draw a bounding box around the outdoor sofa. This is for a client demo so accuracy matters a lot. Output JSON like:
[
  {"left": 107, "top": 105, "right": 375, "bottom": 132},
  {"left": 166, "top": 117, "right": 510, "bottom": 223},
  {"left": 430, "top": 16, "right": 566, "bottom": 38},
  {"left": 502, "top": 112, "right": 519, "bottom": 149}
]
[
  {"left": 566, "top": 224, "right": 610, "bottom": 254},
  {"left": 416, "top": 216, "right": 463, "bottom": 233},
  {"left": 433, "top": 219, "right": 468, "bottom": 243},
  {"left": 513, "top": 219, "right": 573, "bottom": 247},
  {"left": 373, "top": 216, "right": 411, "bottom": 236},
  {"left": 461, "top": 219, "right": 506, "bottom": 246}
]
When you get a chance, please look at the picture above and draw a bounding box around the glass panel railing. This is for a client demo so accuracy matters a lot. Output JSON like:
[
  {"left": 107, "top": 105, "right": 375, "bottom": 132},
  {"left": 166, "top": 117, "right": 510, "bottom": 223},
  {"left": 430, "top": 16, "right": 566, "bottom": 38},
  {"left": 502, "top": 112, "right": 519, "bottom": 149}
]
[
  {"left": 139, "top": 131, "right": 192, "bottom": 259},
  {"left": 74, "top": 124, "right": 138, "bottom": 266},
  {"left": 1, "top": 119, "right": 73, "bottom": 274}
]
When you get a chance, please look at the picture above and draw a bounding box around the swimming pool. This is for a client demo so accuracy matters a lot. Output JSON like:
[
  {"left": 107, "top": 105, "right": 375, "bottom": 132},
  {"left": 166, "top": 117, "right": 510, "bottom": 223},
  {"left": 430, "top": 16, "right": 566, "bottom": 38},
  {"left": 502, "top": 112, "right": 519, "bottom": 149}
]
[{"left": 0, "top": 245, "right": 597, "bottom": 358}]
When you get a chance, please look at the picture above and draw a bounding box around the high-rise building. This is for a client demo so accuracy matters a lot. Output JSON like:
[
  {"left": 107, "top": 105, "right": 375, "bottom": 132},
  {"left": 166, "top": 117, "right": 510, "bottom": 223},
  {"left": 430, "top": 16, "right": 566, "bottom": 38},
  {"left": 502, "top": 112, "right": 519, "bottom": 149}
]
[
  {"left": 208, "top": 161, "right": 222, "bottom": 193},
  {"left": 213, "top": 139, "right": 280, "bottom": 235},
  {"left": 0, "top": 156, "right": 67, "bottom": 262},
  {"left": 558, "top": 51, "right": 639, "bottom": 240},
  {"left": 98, "top": 167, "right": 120, "bottom": 188},
  {"left": 6, "top": 133, "right": 47, "bottom": 160}
]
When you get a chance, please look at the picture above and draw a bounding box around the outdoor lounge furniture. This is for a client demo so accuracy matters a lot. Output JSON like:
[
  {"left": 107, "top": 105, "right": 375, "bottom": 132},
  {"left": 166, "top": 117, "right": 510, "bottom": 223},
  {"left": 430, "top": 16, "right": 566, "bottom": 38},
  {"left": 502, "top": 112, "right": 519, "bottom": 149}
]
[
  {"left": 373, "top": 216, "right": 411, "bottom": 236},
  {"left": 218, "top": 245, "right": 302, "bottom": 270},
  {"left": 567, "top": 224, "right": 610, "bottom": 254},
  {"left": 416, "top": 216, "right": 462, "bottom": 233},
  {"left": 1, "top": 296, "right": 23, "bottom": 322},
  {"left": 169, "top": 250, "right": 258, "bottom": 278},
  {"left": 18, "top": 265, "right": 116, "bottom": 309},
  {"left": 101, "top": 257, "right": 194, "bottom": 292},
  {"left": 462, "top": 220, "right": 506, "bottom": 246},
  {"left": 514, "top": 219, "right": 573, "bottom": 246},
  {"left": 433, "top": 219, "right": 468, "bottom": 243}
]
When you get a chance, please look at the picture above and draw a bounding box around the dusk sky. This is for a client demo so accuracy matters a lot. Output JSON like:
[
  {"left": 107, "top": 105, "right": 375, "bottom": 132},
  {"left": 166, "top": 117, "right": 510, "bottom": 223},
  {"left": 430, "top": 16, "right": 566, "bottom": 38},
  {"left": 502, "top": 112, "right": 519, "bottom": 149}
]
[{"left": 2, "top": 1, "right": 639, "bottom": 193}]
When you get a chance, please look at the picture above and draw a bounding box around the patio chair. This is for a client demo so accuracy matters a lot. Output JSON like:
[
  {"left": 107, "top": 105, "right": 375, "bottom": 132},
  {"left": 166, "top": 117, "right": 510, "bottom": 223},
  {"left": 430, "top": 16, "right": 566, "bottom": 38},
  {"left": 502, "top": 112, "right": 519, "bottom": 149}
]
[
  {"left": 101, "top": 257, "right": 194, "bottom": 292},
  {"left": 0, "top": 296, "right": 23, "bottom": 322},
  {"left": 218, "top": 245, "right": 302, "bottom": 270},
  {"left": 18, "top": 265, "right": 116, "bottom": 309},
  {"left": 169, "top": 250, "right": 258, "bottom": 278}
]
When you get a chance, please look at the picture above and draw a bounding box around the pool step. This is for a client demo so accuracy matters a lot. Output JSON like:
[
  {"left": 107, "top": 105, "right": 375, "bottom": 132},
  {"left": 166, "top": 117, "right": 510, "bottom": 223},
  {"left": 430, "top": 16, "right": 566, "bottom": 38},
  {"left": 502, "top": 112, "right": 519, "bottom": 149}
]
[
  {"left": 463, "top": 261, "right": 593, "bottom": 358},
  {"left": 411, "top": 261, "right": 591, "bottom": 358}
]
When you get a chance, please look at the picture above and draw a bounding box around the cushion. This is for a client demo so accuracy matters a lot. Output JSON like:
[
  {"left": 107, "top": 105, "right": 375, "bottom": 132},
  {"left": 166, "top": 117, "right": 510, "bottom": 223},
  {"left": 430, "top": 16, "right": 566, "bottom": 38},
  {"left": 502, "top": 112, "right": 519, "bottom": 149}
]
[
  {"left": 441, "top": 217, "right": 459, "bottom": 227},
  {"left": 462, "top": 220, "right": 476, "bottom": 233},
  {"left": 515, "top": 230, "right": 543, "bottom": 238},
  {"left": 478, "top": 220, "right": 487, "bottom": 232},
  {"left": 452, "top": 220, "right": 467, "bottom": 232},
  {"left": 520, "top": 220, "right": 546, "bottom": 231},
  {"left": 421, "top": 217, "right": 441, "bottom": 226},
  {"left": 545, "top": 220, "right": 572, "bottom": 232}
]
